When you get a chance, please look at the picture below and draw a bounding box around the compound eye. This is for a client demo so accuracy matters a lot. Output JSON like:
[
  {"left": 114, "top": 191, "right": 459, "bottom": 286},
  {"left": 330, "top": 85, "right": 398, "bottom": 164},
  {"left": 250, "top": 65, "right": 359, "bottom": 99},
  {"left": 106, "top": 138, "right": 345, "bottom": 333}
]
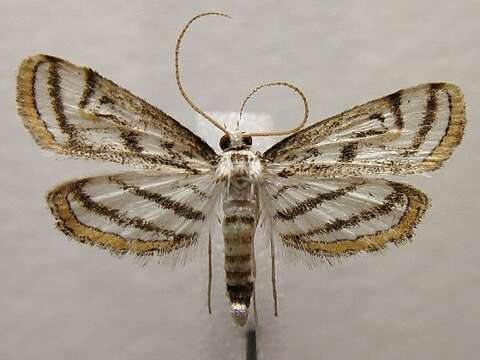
[
  {"left": 242, "top": 136, "right": 252, "bottom": 146},
  {"left": 219, "top": 135, "right": 231, "bottom": 151}
]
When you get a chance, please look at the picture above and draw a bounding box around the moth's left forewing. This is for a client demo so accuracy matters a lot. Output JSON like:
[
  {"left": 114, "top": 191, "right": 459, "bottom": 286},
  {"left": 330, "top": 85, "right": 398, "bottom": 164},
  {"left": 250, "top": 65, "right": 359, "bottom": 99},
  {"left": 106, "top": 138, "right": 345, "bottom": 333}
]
[
  {"left": 259, "top": 174, "right": 429, "bottom": 261},
  {"left": 263, "top": 83, "right": 465, "bottom": 177}
]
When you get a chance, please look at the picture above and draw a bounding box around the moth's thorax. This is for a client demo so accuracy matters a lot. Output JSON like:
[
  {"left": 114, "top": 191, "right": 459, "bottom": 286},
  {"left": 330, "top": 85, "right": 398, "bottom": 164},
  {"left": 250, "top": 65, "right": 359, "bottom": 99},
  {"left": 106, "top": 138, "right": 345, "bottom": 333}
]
[{"left": 215, "top": 149, "right": 263, "bottom": 182}]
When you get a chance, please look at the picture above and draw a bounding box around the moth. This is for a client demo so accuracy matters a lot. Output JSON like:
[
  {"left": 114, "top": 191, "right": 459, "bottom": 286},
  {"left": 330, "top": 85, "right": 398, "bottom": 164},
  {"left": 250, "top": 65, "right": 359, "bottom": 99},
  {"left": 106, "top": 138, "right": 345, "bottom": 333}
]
[{"left": 16, "top": 12, "right": 465, "bottom": 326}]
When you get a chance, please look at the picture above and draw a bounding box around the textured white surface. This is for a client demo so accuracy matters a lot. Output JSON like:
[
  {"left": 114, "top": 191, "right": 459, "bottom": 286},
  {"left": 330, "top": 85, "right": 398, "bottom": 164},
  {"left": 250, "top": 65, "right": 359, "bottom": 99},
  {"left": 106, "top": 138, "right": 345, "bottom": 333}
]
[{"left": 2, "top": 1, "right": 479, "bottom": 359}]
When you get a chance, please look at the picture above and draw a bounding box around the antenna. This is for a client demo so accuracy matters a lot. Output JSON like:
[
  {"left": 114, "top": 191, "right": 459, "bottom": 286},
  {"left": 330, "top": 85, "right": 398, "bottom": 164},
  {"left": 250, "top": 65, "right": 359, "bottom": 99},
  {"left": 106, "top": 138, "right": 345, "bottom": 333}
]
[
  {"left": 175, "top": 12, "right": 231, "bottom": 134},
  {"left": 239, "top": 82, "right": 309, "bottom": 137}
]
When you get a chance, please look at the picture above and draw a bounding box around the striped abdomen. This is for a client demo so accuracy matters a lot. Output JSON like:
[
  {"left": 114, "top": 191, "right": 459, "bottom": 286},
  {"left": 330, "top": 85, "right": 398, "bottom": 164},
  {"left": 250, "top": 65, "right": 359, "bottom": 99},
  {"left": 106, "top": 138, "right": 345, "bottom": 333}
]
[{"left": 223, "top": 179, "right": 258, "bottom": 326}]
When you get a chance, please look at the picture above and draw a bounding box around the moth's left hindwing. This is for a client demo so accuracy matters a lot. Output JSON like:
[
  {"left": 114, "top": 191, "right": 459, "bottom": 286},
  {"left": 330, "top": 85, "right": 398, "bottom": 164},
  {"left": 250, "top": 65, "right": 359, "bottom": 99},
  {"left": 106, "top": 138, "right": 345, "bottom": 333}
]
[
  {"left": 47, "top": 172, "right": 220, "bottom": 257},
  {"left": 16, "top": 55, "right": 216, "bottom": 173}
]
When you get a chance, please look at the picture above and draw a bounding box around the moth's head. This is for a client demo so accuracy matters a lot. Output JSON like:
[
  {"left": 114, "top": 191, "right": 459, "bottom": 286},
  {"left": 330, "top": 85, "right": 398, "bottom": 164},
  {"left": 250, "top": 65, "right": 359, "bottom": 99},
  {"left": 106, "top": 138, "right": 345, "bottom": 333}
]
[{"left": 219, "top": 131, "right": 252, "bottom": 151}]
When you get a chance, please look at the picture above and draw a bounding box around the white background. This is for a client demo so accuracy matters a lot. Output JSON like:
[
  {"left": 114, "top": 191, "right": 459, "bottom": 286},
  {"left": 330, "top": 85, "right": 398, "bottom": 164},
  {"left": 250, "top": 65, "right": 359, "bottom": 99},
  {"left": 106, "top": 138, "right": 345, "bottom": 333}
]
[{"left": 1, "top": 1, "right": 479, "bottom": 359}]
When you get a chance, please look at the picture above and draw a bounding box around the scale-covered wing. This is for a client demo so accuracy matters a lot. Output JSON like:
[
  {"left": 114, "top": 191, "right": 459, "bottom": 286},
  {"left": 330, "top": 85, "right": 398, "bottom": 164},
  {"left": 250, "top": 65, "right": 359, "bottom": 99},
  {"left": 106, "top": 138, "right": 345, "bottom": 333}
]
[
  {"left": 47, "top": 171, "right": 220, "bottom": 259},
  {"left": 17, "top": 54, "right": 217, "bottom": 173},
  {"left": 259, "top": 174, "right": 429, "bottom": 261},
  {"left": 264, "top": 83, "right": 465, "bottom": 177}
]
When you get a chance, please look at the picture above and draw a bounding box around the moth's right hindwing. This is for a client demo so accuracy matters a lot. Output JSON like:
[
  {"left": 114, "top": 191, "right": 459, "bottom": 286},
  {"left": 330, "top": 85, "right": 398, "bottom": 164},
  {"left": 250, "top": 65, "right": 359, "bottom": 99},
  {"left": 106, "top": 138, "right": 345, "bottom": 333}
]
[
  {"left": 16, "top": 54, "right": 217, "bottom": 173},
  {"left": 47, "top": 172, "right": 219, "bottom": 257},
  {"left": 260, "top": 175, "right": 429, "bottom": 260}
]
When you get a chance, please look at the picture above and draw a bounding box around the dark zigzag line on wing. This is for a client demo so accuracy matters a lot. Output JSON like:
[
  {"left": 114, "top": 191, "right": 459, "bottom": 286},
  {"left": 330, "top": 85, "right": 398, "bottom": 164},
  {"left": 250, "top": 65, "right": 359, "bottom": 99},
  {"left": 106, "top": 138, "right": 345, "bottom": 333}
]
[
  {"left": 281, "top": 184, "right": 406, "bottom": 243},
  {"left": 84, "top": 149, "right": 199, "bottom": 173},
  {"left": 429, "top": 86, "right": 453, "bottom": 159},
  {"left": 410, "top": 83, "right": 439, "bottom": 152},
  {"left": 129, "top": 154, "right": 198, "bottom": 173},
  {"left": 70, "top": 180, "right": 197, "bottom": 242},
  {"left": 274, "top": 182, "right": 361, "bottom": 221},
  {"left": 110, "top": 177, "right": 205, "bottom": 221},
  {"left": 79, "top": 67, "right": 97, "bottom": 109},
  {"left": 272, "top": 183, "right": 311, "bottom": 199},
  {"left": 352, "top": 128, "right": 387, "bottom": 138},
  {"left": 387, "top": 90, "right": 403, "bottom": 129},
  {"left": 120, "top": 130, "right": 144, "bottom": 153},
  {"left": 173, "top": 183, "right": 210, "bottom": 200},
  {"left": 47, "top": 59, "right": 78, "bottom": 145},
  {"left": 339, "top": 142, "right": 358, "bottom": 162}
]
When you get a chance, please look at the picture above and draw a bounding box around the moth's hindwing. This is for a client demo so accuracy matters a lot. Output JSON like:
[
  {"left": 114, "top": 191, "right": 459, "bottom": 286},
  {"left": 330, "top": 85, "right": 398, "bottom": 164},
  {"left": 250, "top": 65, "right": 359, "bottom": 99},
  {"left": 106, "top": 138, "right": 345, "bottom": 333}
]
[
  {"left": 47, "top": 171, "right": 219, "bottom": 258},
  {"left": 260, "top": 175, "right": 429, "bottom": 259}
]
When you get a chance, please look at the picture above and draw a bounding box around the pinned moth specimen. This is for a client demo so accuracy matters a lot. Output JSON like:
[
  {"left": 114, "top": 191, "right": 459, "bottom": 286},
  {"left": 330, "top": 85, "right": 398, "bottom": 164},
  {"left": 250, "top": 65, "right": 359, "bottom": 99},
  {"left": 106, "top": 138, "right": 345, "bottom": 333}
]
[{"left": 16, "top": 12, "right": 465, "bottom": 326}]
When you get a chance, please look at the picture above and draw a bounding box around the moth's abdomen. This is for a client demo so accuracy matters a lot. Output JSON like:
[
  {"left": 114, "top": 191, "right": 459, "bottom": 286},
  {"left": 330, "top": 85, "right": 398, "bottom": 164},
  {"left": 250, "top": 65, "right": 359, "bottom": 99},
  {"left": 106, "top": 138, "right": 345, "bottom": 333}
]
[
  {"left": 217, "top": 149, "right": 262, "bottom": 326},
  {"left": 223, "top": 198, "right": 257, "bottom": 326}
]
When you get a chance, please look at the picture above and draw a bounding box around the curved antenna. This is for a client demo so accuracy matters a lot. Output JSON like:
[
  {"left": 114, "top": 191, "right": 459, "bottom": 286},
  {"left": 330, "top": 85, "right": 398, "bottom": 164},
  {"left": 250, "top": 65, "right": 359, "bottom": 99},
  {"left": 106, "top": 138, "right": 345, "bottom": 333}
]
[
  {"left": 239, "top": 82, "right": 309, "bottom": 137},
  {"left": 175, "top": 12, "right": 231, "bottom": 134}
]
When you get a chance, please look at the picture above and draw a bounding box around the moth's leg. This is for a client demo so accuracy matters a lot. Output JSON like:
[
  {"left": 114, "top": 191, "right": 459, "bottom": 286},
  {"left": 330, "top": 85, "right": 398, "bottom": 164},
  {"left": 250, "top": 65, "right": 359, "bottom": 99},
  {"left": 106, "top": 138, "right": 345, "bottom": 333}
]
[
  {"left": 208, "top": 233, "right": 213, "bottom": 314},
  {"left": 271, "top": 235, "right": 278, "bottom": 317},
  {"left": 252, "top": 239, "right": 258, "bottom": 324}
]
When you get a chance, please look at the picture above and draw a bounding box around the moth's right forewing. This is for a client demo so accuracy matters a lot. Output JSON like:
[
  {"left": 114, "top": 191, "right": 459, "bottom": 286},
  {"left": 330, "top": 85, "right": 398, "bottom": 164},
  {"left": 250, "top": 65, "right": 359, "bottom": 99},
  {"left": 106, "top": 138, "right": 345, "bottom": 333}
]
[
  {"left": 264, "top": 83, "right": 465, "bottom": 176},
  {"left": 17, "top": 54, "right": 217, "bottom": 173}
]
